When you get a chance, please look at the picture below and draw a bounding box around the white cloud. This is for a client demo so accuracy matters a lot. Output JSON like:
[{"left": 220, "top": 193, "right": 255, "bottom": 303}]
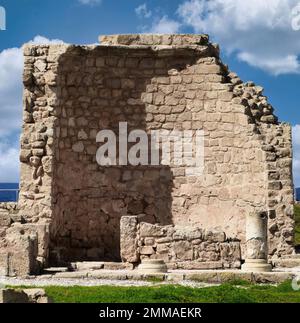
[
  {"left": 177, "top": 0, "right": 300, "bottom": 75},
  {"left": 27, "top": 35, "right": 65, "bottom": 45},
  {"left": 0, "top": 47, "right": 23, "bottom": 138},
  {"left": 237, "top": 52, "right": 300, "bottom": 76},
  {"left": 135, "top": 3, "right": 152, "bottom": 19},
  {"left": 147, "top": 15, "right": 181, "bottom": 34},
  {"left": 78, "top": 0, "right": 102, "bottom": 6},
  {"left": 293, "top": 125, "right": 300, "bottom": 187},
  {"left": 0, "top": 35, "right": 64, "bottom": 183},
  {"left": 0, "top": 141, "right": 19, "bottom": 182}
]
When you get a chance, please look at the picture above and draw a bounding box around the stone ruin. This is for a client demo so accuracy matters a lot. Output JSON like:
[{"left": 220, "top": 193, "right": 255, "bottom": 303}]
[{"left": 0, "top": 34, "right": 295, "bottom": 276}]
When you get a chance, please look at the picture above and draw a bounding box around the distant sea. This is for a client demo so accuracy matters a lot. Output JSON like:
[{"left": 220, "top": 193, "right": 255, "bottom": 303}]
[
  {"left": 0, "top": 183, "right": 300, "bottom": 202},
  {"left": 0, "top": 183, "right": 19, "bottom": 202}
]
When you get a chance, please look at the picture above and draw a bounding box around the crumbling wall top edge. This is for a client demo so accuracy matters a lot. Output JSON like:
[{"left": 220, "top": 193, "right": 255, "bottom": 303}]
[
  {"left": 99, "top": 34, "right": 210, "bottom": 46},
  {"left": 23, "top": 43, "right": 219, "bottom": 58},
  {"left": 22, "top": 43, "right": 71, "bottom": 57}
]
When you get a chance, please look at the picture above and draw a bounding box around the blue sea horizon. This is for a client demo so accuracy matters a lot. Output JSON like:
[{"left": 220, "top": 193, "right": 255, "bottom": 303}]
[
  {"left": 0, "top": 183, "right": 299, "bottom": 202},
  {"left": 0, "top": 183, "right": 19, "bottom": 202}
]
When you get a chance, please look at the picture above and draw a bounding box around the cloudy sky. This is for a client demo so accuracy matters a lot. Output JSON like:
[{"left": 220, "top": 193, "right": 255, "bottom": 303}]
[{"left": 0, "top": 0, "right": 299, "bottom": 186}]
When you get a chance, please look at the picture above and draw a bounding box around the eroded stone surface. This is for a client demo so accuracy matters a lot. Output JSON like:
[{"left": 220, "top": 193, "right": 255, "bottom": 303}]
[
  {"left": 0, "top": 33, "right": 295, "bottom": 276},
  {"left": 0, "top": 288, "right": 51, "bottom": 303},
  {"left": 120, "top": 216, "right": 241, "bottom": 269}
]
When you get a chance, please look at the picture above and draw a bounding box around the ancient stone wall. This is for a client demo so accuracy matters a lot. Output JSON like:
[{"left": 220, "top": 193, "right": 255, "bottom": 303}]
[
  {"left": 120, "top": 216, "right": 241, "bottom": 269},
  {"left": 263, "top": 123, "right": 294, "bottom": 256},
  {"left": 0, "top": 202, "right": 49, "bottom": 276},
  {"left": 0, "top": 34, "right": 295, "bottom": 275}
]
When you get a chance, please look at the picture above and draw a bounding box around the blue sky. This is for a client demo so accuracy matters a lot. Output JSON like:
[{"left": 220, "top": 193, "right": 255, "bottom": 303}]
[{"left": 0, "top": 0, "right": 299, "bottom": 186}]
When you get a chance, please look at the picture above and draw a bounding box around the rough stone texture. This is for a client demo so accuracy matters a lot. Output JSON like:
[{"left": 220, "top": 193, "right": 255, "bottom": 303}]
[
  {"left": 2, "top": 270, "right": 297, "bottom": 286},
  {"left": 0, "top": 203, "right": 20, "bottom": 227},
  {"left": 0, "top": 289, "right": 29, "bottom": 303},
  {"left": 0, "top": 224, "right": 39, "bottom": 277},
  {"left": 120, "top": 216, "right": 139, "bottom": 263},
  {"left": 99, "top": 34, "right": 210, "bottom": 46},
  {"left": 0, "top": 34, "right": 295, "bottom": 275},
  {"left": 0, "top": 288, "right": 51, "bottom": 303},
  {"left": 121, "top": 215, "right": 241, "bottom": 269},
  {"left": 138, "top": 259, "right": 168, "bottom": 273},
  {"left": 22, "top": 288, "right": 52, "bottom": 303}
]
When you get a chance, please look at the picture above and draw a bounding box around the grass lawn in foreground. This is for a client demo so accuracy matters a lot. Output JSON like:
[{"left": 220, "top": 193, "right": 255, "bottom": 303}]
[{"left": 22, "top": 281, "right": 300, "bottom": 303}]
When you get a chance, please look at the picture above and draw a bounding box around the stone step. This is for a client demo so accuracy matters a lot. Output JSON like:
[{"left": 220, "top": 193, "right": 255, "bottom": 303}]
[
  {"left": 43, "top": 267, "right": 69, "bottom": 274},
  {"left": 70, "top": 262, "right": 104, "bottom": 271},
  {"left": 281, "top": 254, "right": 300, "bottom": 259},
  {"left": 273, "top": 258, "right": 300, "bottom": 268},
  {"left": 44, "top": 270, "right": 299, "bottom": 285},
  {"left": 70, "top": 262, "right": 134, "bottom": 271},
  {"left": 273, "top": 267, "right": 300, "bottom": 273}
]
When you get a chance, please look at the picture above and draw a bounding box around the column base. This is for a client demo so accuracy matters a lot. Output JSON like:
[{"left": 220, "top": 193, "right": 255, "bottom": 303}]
[
  {"left": 138, "top": 259, "right": 168, "bottom": 274},
  {"left": 241, "top": 259, "right": 272, "bottom": 272}
]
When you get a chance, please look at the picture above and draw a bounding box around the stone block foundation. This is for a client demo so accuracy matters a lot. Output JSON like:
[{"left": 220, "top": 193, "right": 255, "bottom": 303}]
[{"left": 120, "top": 215, "right": 241, "bottom": 269}]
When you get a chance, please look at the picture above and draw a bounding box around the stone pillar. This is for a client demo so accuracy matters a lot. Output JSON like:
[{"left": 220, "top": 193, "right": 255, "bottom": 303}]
[
  {"left": 120, "top": 216, "right": 139, "bottom": 263},
  {"left": 241, "top": 212, "right": 272, "bottom": 272}
]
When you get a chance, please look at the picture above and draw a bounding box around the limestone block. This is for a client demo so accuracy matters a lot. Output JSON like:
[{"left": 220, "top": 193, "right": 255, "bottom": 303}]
[
  {"left": 0, "top": 288, "right": 51, "bottom": 303},
  {"left": 20, "top": 149, "right": 32, "bottom": 162},
  {"left": 0, "top": 213, "right": 11, "bottom": 227},
  {"left": 139, "top": 222, "right": 170, "bottom": 238},
  {"left": 7, "top": 243, "right": 37, "bottom": 277},
  {"left": 220, "top": 242, "right": 241, "bottom": 264},
  {"left": 18, "top": 223, "right": 50, "bottom": 263},
  {"left": 3, "top": 226, "right": 39, "bottom": 276},
  {"left": 34, "top": 60, "right": 47, "bottom": 72},
  {"left": 156, "top": 243, "right": 170, "bottom": 254},
  {"left": 172, "top": 241, "right": 193, "bottom": 261},
  {"left": 173, "top": 226, "right": 203, "bottom": 241},
  {"left": 120, "top": 216, "right": 139, "bottom": 263},
  {"left": 176, "top": 261, "right": 223, "bottom": 270},
  {"left": 100, "top": 34, "right": 209, "bottom": 46},
  {"left": 204, "top": 229, "right": 226, "bottom": 242},
  {"left": 144, "top": 237, "right": 155, "bottom": 246},
  {"left": 103, "top": 262, "right": 134, "bottom": 270},
  {"left": 140, "top": 246, "right": 155, "bottom": 255},
  {"left": 0, "top": 289, "right": 29, "bottom": 303},
  {"left": 138, "top": 259, "right": 168, "bottom": 274},
  {"left": 23, "top": 288, "right": 52, "bottom": 303}
]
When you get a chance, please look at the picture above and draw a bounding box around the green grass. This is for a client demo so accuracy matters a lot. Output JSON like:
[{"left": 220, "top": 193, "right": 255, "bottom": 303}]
[
  {"left": 13, "top": 280, "right": 300, "bottom": 303},
  {"left": 145, "top": 276, "right": 165, "bottom": 283},
  {"left": 295, "top": 204, "right": 300, "bottom": 246}
]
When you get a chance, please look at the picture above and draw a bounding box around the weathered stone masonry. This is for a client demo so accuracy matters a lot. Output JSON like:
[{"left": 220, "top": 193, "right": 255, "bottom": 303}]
[
  {"left": 120, "top": 216, "right": 241, "bottom": 269},
  {"left": 0, "top": 34, "right": 295, "bottom": 275}
]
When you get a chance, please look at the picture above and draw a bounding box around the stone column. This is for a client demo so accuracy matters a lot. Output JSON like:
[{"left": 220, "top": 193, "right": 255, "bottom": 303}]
[
  {"left": 241, "top": 212, "right": 272, "bottom": 272},
  {"left": 120, "top": 216, "right": 139, "bottom": 263}
]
